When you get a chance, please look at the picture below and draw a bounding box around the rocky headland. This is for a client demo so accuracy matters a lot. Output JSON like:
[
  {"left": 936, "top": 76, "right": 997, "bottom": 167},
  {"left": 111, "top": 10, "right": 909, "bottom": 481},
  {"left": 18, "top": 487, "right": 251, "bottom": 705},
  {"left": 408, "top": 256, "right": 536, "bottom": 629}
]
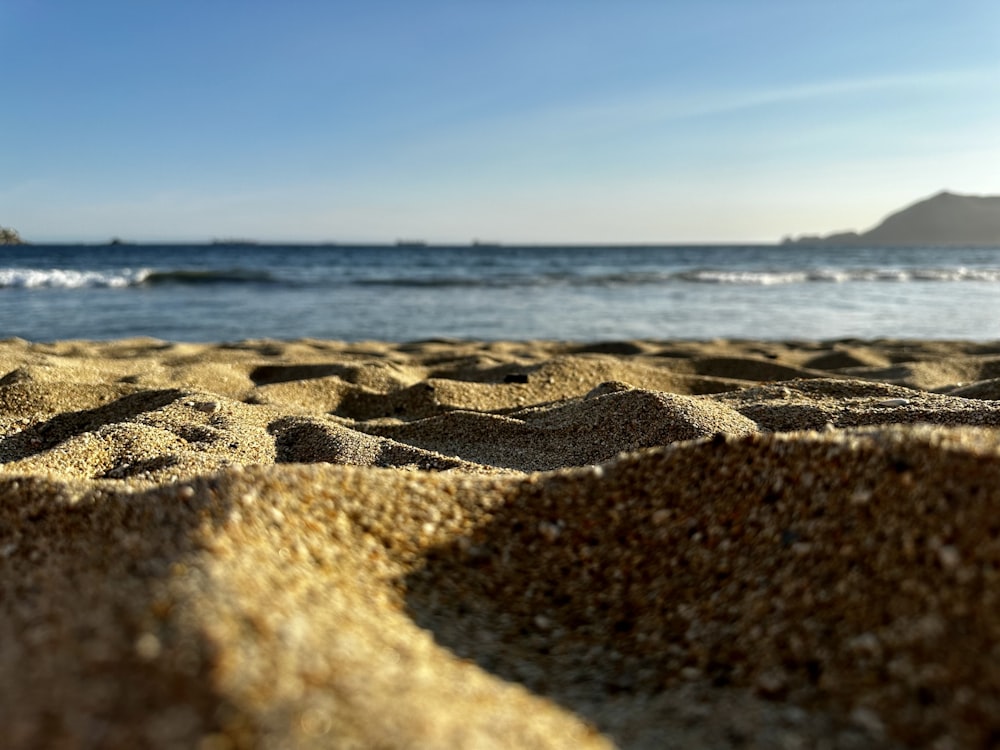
[
  {"left": 784, "top": 191, "right": 1000, "bottom": 246},
  {"left": 0, "top": 226, "right": 25, "bottom": 245}
]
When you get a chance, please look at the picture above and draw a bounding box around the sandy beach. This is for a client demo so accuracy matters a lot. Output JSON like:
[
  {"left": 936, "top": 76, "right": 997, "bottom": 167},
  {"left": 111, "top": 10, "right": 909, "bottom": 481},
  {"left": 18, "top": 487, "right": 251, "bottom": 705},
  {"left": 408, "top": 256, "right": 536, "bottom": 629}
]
[{"left": 2, "top": 337, "right": 1000, "bottom": 748}]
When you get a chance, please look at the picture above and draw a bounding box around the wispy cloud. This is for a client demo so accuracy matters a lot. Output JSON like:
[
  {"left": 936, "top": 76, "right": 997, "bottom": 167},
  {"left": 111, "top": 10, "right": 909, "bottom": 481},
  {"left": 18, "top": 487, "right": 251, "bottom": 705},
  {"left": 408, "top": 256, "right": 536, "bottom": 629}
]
[
  {"left": 374, "top": 65, "right": 998, "bottom": 177},
  {"left": 528, "top": 66, "right": 999, "bottom": 134}
]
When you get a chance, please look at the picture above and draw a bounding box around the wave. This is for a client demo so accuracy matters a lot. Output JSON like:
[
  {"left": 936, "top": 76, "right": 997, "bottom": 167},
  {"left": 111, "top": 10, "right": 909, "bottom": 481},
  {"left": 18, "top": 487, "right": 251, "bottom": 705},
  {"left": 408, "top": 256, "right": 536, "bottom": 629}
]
[
  {"left": 355, "top": 271, "right": 676, "bottom": 289},
  {"left": 142, "top": 269, "right": 277, "bottom": 285},
  {"left": 355, "top": 266, "right": 1000, "bottom": 289},
  {"left": 0, "top": 268, "right": 149, "bottom": 289},
  {"left": 678, "top": 267, "right": 1000, "bottom": 284},
  {"left": 0, "top": 268, "right": 278, "bottom": 289},
  {"left": 6, "top": 265, "right": 1000, "bottom": 291}
]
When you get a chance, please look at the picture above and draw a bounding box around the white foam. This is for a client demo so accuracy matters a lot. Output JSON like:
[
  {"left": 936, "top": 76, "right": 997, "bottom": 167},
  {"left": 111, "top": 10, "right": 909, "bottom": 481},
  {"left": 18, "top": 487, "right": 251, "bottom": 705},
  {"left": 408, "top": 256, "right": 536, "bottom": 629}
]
[
  {"left": 0, "top": 268, "right": 150, "bottom": 289},
  {"left": 682, "top": 270, "right": 810, "bottom": 285},
  {"left": 678, "top": 266, "right": 1000, "bottom": 285}
]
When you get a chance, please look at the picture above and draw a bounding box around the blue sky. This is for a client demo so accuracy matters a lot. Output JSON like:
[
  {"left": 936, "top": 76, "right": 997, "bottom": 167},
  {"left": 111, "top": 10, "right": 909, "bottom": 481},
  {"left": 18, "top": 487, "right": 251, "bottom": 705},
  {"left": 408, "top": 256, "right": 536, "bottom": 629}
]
[{"left": 2, "top": 1, "right": 998, "bottom": 243}]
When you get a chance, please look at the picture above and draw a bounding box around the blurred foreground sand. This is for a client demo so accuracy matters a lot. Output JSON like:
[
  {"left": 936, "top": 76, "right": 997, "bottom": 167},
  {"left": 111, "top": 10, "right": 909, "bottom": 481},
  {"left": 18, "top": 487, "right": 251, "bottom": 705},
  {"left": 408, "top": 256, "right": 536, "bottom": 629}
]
[{"left": 3, "top": 337, "right": 1000, "bottom": 748}]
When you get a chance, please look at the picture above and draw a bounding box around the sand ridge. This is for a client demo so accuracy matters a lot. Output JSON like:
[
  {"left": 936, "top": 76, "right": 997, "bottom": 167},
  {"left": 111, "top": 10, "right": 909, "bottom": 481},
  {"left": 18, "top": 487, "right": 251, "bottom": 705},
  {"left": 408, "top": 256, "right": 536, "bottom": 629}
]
[{"left": 1, "top": 338, "right": 1000, "bottom": 748}]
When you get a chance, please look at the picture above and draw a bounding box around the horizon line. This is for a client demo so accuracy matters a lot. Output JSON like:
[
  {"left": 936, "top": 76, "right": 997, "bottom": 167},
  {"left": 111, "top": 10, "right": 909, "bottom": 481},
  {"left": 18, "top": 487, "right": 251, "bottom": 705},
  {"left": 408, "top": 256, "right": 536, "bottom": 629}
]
[{"left": 7, "top": 239, "right": 788, "bottom": 248}]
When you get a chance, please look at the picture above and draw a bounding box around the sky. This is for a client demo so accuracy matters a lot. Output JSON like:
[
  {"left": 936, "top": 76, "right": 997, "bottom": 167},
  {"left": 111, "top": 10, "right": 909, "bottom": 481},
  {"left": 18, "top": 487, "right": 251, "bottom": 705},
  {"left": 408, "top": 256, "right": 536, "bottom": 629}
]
[{"left": 2, "top": 1, "right": 999, "bottom": 244}]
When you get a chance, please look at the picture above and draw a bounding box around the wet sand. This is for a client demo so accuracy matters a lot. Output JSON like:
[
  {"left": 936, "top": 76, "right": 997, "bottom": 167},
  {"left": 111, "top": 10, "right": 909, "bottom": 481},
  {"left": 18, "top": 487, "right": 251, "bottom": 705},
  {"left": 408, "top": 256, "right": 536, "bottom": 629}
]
[{"left": 2, "top": 337, "right": 1000, "bottom": 748}]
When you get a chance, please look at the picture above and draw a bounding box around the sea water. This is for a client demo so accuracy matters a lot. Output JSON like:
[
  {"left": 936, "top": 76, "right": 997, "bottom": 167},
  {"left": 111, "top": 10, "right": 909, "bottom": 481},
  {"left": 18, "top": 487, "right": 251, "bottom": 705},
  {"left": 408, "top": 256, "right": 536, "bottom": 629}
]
[{"left": 2, "top": 243, "right": 1000, "bottom": 342}]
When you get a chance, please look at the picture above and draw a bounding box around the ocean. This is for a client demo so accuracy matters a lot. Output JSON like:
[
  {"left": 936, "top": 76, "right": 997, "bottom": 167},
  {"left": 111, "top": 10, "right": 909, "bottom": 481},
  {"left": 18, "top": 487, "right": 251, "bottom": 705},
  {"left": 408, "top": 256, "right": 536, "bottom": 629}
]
[{"left": 2, "top": 243, "right": 1000, "bottom": 342}]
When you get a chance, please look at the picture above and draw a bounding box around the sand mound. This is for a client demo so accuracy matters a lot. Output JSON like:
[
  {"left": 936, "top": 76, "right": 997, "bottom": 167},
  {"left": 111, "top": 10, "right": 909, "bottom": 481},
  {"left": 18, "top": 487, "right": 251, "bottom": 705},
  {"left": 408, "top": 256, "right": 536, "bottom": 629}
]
[
  {"left": 359, "top": 388, "right": 758, "bottom": 472},
  {"left": 1, "top": 338, "right": 999, "bottom": 748}
]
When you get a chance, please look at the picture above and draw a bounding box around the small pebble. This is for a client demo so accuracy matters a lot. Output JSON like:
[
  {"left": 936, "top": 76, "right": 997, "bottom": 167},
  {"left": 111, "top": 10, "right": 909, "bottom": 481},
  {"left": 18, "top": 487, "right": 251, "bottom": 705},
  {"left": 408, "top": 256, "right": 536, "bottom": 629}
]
[
  {"left": 849, "top": 706, "right": 885, "bottom": 736},
  {"left": 937, "top": 545, "right": 961, "bottom": 570},
  {"left": 134, "top": 632, "right": 162, "bottom": 661},
  {"left": 192, "top": 401, "right": 221, "bottom": 413},
  {"left": 538, "top": 521, "right": 561, "bottom": 542},
  {"left": 651, "top": 509, "right": 671, "bottom": 525}
]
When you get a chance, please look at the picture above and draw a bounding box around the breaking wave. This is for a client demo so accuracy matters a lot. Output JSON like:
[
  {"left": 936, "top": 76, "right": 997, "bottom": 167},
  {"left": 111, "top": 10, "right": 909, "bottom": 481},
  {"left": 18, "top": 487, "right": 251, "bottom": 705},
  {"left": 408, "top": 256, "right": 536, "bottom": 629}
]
[
  {"left": 0, "top": 268, "right": 149, "bottom": 289},
  {"left": 0, "top": 268, "right": 278, "bottom": 289},
  {"left": 5, "top": 265, "right": 1000, "bottom": 291},
  {"left": 356, "top": 266, "right": 1000, "bottom": 288},
  {"left": 677, "top": 267, "right": 1000, "bottom": 284}
]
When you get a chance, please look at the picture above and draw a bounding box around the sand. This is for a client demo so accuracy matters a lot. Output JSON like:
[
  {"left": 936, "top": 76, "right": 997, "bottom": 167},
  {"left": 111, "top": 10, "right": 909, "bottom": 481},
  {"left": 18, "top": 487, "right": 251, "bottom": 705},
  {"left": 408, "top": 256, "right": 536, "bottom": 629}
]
[{"left": 2, "top": 337, "right": 1000, "bottom": 749}]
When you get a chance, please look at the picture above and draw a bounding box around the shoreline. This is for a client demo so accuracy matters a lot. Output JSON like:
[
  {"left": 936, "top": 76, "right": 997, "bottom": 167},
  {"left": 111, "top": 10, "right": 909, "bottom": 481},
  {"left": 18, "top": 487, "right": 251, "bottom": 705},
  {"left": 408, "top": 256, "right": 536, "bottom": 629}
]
[{"left": 2, "top": 337, "right": 999, "bottom": 748}]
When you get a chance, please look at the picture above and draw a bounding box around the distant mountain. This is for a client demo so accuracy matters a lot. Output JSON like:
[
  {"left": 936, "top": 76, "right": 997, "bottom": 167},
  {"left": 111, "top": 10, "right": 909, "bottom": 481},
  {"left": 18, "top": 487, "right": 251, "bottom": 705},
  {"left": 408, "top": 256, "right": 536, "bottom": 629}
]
[{"left": 783, "top": 191, "right": 1000, "bottom": 246}]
